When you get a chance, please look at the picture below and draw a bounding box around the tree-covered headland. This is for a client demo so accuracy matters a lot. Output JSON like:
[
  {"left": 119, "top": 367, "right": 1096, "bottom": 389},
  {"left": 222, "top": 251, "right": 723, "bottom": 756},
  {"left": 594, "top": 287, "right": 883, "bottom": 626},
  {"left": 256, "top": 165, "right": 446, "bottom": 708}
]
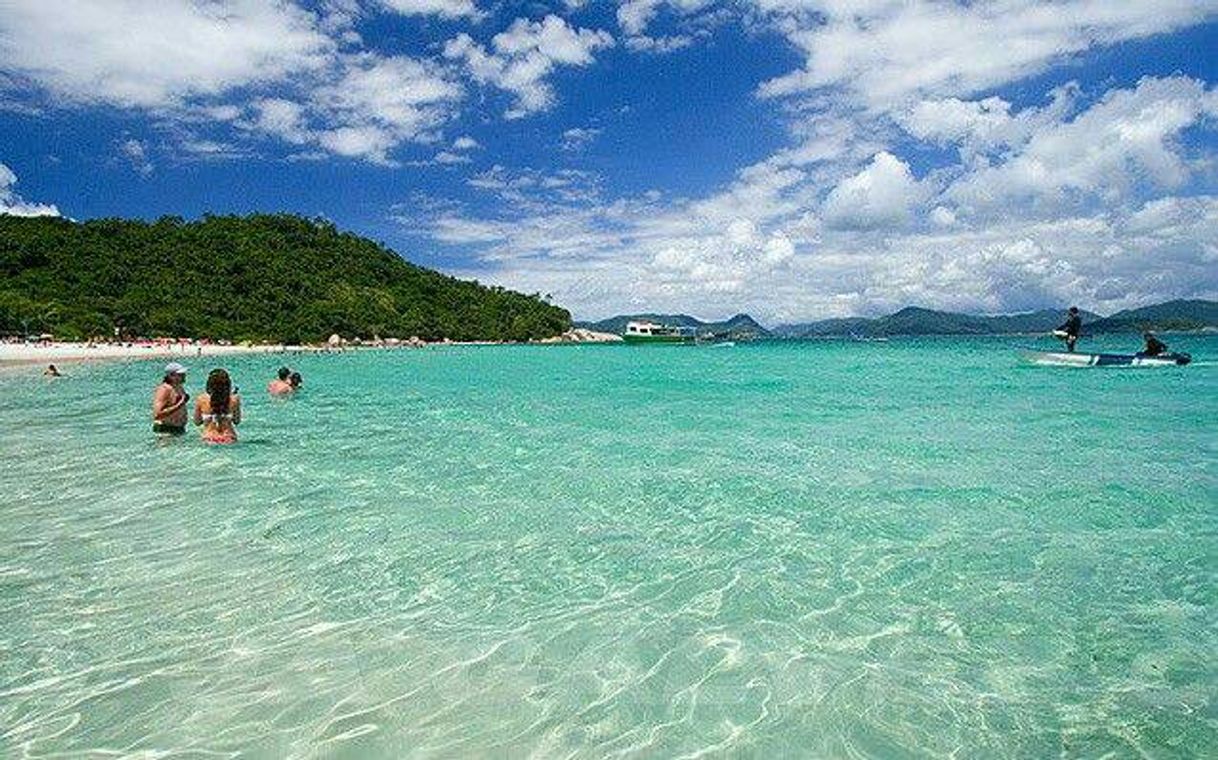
[{"left": 0, "top": 213, "right": 570, "bottom": 343}]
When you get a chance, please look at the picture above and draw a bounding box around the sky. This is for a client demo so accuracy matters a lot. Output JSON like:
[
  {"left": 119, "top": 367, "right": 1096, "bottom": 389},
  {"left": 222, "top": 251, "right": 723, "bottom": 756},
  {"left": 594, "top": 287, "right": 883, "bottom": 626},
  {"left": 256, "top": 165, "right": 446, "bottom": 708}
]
[{"left": 1, "top": 1, "right": 1217, "bottom": 323}]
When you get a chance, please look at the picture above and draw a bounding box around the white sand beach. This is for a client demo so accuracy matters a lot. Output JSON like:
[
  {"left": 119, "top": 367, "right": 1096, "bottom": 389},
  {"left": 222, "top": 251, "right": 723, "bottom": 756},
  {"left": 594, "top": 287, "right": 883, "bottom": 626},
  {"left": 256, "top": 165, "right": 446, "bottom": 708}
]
[{"left": 0, "top": 341, "right": 298, "bottom": 367}]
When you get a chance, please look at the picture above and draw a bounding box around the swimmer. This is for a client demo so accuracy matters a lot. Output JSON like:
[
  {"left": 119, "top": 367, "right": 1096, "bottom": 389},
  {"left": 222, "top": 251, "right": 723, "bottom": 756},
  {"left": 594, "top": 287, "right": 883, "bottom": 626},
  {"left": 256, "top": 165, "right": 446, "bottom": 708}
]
[
  {"left": 288, "top": 371, "right": 303, "bottom": 391},
  {"left": 194, "top": 368, "right": 242, "bottom": 444},
  {"left": 268, "top": 366, "right": 294, "bottom": 396},
  {"left": 151, "top": 362, "right": 189, "bottom": 435},
  {"left": 44, "top": 364, "right": 63, "bottom": 377}
]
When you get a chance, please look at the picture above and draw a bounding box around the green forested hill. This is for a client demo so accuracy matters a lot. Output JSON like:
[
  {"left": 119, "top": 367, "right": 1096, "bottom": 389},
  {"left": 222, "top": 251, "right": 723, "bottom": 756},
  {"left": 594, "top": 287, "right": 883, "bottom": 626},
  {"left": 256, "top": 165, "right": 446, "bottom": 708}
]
[{"left": 0, "top": 214, "right": 570, "bottom": 342}]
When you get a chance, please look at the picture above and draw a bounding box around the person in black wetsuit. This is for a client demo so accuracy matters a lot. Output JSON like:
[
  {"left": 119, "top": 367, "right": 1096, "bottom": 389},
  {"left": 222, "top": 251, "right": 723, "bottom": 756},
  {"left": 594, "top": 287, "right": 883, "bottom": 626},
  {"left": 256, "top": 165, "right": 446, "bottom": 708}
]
[
  {"left": 1142, "top": 332, "right": 1168, "bottom": 356},
  {"left": 1057, "top": 306, "right": 1082, "bottom": 352}
]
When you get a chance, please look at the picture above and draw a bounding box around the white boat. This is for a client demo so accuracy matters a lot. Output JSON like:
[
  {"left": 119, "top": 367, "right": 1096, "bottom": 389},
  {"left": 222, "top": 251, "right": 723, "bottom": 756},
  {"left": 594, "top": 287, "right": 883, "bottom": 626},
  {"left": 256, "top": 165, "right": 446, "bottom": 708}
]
[
  {"left": 1024, "top": 349, "right": 1191, "bottom": 367},
  {"left": 622, "top": 321, "right": 696, "bottom": 344}
]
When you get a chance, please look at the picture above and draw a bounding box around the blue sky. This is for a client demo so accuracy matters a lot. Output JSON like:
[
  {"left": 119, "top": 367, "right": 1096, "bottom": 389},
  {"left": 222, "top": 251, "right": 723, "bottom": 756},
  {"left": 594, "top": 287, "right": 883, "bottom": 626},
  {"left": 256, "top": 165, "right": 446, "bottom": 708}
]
[{"left": 1, "top": 1, "right": 1217, "bottom": 322}]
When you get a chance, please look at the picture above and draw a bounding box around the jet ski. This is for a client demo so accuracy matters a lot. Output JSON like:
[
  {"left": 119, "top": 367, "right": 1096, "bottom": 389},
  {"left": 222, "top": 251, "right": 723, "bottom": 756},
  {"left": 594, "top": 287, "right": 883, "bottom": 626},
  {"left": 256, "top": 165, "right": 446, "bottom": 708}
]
[{"left": 1024, "top": 349, "right": 1192, "bottom": 367}]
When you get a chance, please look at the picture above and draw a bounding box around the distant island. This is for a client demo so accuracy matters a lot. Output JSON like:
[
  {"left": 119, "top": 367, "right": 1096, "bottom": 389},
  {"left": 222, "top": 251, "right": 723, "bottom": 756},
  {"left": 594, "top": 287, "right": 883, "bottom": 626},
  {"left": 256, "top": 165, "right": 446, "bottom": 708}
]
[
  {"left": 0, "top": 214, "right": 570, "bottom": 343},
  {"left": 582, "top": 301, "right": 1218, "bottom": 340}
]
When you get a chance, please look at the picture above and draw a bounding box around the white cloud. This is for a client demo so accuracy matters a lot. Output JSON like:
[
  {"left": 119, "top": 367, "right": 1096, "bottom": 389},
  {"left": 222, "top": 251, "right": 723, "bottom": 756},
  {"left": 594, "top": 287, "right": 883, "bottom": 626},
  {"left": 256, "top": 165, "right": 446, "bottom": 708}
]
[
  {"left": 433, "top": 151, "right": 471, "bottom": 164},
  {"left": 401, "top": 68, "right": 1218, "bottom": 323},
  {"left": 0, "top": 0, "right": 332, "bottom": 108},
  {"left": 822, "top": 151, "right": 928, "bottom": 229},
  {"left": 0, "top": 2, "right": 467, "bottom": 163},
  {"left": 623, "top": 34, "right": 696, "bottom": 53},
  {"left": 452, "top": 136, "right": 480, "bottom": 150},
  {"left": 561, "top": 127, "right": 602, "bottom": 151},
  {"left": 425, "top": 193, "right": 1218, "bottom": 322},
  {"left": 0, "top": 163, "right": 59, "bottom": 217},
  {"left": 617, "top": 0, "right": 712, "bottom": 36},
  {"left": 119, "top": 139, "right": 153, "bottom": 176},
  {"left": 929, "top": 205, "right": 957, "bottom": 227},
  {"left": 243, "top": 55, "right": 463, "bottom": 163},
  {"left": 444, "top": 15, "right": 613, "bottom": 118},
  {"left": 757, "top": 0, "right": 1217, "bottom": 110},
  {"left": 946, "top": 76, "right": 1218, "bottom": 215},
  {"left": 378, "top": 0, "right": 482, "bottom": 20},
  {"left": 251, "top": 99, "right": 311, "bottom": 145}
]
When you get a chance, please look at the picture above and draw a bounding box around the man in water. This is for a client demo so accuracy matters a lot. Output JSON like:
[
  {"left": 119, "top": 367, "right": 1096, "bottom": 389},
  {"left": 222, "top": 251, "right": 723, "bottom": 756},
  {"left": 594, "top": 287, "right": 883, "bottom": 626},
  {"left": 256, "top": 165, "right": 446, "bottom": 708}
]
[
  {"left": 43, "top": 364, "right": 62, "bottom": 377},
  {"left": 1056, "top": 306, "right": 1082, "bottom": 352},
  {"left": 268, "top": 366, "right": 294, "bottom": 395},
  {"left": 1142, "top": 332, "right": 1168, "bottom": 356},
  {"left": 151, "top": 362, "right": 189, "bottom": 435}
]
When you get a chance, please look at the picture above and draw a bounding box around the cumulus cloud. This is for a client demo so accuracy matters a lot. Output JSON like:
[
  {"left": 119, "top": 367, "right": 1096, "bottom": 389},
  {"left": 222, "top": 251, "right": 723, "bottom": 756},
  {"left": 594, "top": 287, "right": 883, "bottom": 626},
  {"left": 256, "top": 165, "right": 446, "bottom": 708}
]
[
  {"left": 0, "top": 1, "right": 474, "bottom": 163},
  {"left": 444, "top": 15, "right": 614, "bottom": 118},
  {"left": 0, "top": 0, "right": 332, "bottom": 108},
  {"left": 0, "top": 162, "right": 59, "bottom": 217},
  {"left": 401, "top": 67, "right": 1218, "bottom": 322},
  {"left": 423, "top": 191, "right": 1218, "bottom": 321},
  {"left": 757, "top": 0, "right": 1216, "bottom": 110},
  {"left": 945, "top": 76, "right": 1218, "bottom": 215},
  {"left": 378, "top": 0, "right": 482, "bottom": 20},
  {"left": 242, "top": 55, "right": 463, "bottom": 163},
  {"left": 822, "top": 151, "right": 929, "bottom": 230},
  {"left": 897, "top": 84, "right": 1079, "bottom": 159}
]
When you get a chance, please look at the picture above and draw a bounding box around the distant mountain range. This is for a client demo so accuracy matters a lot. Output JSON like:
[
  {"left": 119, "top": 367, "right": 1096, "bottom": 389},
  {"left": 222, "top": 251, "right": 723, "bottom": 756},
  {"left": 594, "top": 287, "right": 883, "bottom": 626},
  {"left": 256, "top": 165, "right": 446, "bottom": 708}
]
[
  {"left": 1083, "top": 300, "right": 1218, "bottom": 334},
  {"left": 574, "top": 313, "right": 771, "bottom": 339},
  {"left": 774, "top": 306, "right": 1105, "bottom": 337},
  {"left": 779, "top": 300, "right": 1218, "bottom": 337},
  {"left": 578, "top": 300, "right": 1217, "bottom": 340}
]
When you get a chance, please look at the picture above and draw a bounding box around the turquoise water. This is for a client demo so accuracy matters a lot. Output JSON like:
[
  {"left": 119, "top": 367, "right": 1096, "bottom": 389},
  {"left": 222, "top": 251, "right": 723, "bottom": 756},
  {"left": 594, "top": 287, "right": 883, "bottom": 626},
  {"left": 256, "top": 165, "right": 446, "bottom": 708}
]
[{"left": 1, "top": 336, "right": 1215, "bottom": 758}]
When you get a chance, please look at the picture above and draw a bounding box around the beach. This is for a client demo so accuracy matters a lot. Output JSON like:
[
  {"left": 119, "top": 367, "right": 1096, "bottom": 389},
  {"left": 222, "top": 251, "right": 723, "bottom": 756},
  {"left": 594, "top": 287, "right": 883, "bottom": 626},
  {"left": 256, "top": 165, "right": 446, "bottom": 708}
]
[
  {"left": 0, "top": 341, "right": 297, "bottom": 367},
  {"left": 1, "top": 336, "right": 1214, "bottom": 757},
  {"left": 0, "top": 329, "right": 622, "bottom": 369}
]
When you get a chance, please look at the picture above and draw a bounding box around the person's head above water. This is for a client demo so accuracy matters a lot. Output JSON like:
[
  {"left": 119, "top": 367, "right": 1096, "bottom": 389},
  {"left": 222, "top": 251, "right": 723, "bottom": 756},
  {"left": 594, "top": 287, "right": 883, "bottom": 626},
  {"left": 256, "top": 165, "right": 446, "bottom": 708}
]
[
  {"left": 277, "top": 366, "right": 290, "bottom": 381},
  {"left": 289, "top": 371, "right": 302, "bottom": 388},
  {"left": 163, "top": 362, "right": 187, "bottom": 384},
  {"left": 1068, "top": 306, "right": 1079, "bottom": 315},
  {"left": 206, "top": 368, "right": 233, "bottom": 415}
]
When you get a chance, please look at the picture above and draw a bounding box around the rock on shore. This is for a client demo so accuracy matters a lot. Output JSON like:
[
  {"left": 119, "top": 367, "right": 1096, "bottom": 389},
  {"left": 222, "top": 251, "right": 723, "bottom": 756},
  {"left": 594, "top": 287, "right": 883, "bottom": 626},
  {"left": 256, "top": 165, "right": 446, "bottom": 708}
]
[{"left": 538, "top": 328, "right": 623, "bottom": 344}]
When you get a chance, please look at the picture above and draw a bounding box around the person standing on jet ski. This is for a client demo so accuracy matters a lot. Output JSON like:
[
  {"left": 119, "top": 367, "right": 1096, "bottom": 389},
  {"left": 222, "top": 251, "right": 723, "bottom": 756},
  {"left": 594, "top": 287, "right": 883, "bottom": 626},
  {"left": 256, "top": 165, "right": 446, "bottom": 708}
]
[
  {"left": 1141, "top": 332, "right": 1168, "bottom": 357},
  {"left": 1056, "top": 306, "right": 1082, "bottom": 352}
]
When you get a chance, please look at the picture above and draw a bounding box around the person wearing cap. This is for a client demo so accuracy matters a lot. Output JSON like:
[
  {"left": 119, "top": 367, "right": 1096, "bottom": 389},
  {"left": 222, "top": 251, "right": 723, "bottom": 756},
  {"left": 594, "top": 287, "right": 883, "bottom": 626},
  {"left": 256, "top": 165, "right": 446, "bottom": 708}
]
[
  {"left": 152, "top": 362, "right": 190, "bottom": 435},
  {"left": 1055, "top": 306, "right": 1083, "bottom": 352},
  {"left": 268, "top": 366, "right": 294, "bottom": 396}
]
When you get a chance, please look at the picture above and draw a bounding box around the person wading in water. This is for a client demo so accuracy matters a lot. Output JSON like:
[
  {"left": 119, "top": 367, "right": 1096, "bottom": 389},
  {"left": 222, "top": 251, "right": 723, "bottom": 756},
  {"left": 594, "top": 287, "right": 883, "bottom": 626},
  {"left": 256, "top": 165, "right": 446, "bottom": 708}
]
[
  {"left": 151, "top": 363, "right": 189, "bottom": 435},
  {"left": 194, "top": 368, "right": 242, "bottom": 444}
]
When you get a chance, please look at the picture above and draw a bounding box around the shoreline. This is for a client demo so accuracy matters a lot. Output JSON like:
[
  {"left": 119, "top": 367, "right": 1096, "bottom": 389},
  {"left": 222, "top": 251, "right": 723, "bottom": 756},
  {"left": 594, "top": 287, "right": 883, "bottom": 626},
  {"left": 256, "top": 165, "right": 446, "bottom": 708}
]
[
  {"left": 0, "top": 342, "right": 301, "bottom": 368},
  {"left": 0, "top": 328, "right": 625, "bottom": 368}
]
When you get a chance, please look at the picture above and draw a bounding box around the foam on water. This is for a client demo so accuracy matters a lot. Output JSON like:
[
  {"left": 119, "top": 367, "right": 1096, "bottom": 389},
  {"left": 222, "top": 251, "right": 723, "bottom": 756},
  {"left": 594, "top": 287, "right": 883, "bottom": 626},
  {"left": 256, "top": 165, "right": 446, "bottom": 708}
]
[{"left": 1, "top": 336, "right": 1215, "bottom": 758}]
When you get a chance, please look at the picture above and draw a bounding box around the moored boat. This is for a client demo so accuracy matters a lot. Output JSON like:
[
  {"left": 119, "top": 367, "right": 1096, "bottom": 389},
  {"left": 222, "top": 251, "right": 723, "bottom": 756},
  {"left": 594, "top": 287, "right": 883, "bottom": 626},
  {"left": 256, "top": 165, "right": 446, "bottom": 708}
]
[{"left": 622, "top": 321, "right": 696, "bottom": 344}]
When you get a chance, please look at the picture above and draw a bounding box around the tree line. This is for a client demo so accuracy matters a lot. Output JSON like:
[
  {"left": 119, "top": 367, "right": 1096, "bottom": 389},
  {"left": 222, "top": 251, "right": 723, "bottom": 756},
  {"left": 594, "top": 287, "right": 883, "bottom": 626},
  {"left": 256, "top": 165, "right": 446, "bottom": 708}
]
[{"left": 0, "top": 213, "right": 571, "bottom": 343}]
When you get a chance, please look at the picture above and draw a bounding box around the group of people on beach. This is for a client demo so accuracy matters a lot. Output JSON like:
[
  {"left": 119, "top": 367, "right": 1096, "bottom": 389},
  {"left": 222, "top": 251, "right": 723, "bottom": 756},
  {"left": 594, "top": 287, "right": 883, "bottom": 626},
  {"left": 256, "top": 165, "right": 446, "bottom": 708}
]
[{"left": 151, "top": 363, "right": 303, "bottom": 444}]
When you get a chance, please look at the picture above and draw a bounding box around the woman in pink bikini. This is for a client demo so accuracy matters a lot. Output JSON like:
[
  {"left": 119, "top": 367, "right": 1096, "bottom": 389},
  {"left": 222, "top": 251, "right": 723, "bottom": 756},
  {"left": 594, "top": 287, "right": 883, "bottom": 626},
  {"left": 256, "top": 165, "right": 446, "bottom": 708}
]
[{"left": 193, "top": 368, "right": 242, "bottom": 444}]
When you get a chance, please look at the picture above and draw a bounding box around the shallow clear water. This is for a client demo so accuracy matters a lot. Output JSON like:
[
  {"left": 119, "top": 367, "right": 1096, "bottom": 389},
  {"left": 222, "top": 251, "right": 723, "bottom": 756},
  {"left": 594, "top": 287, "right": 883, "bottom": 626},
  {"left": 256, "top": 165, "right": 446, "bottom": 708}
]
[{"left": 1, "top": 336, "right": 1215, "bottom": 758}]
